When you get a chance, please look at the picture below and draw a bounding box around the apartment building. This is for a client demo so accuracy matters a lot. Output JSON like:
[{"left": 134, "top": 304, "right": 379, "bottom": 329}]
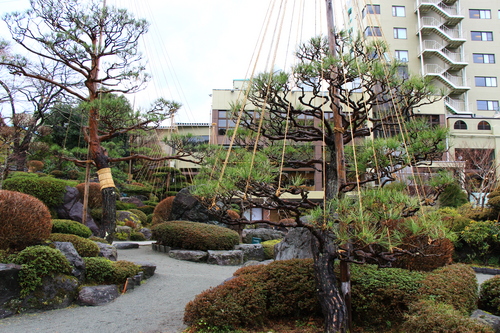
[{"left": 344, "top": 0, "right": 500, "bottom": 191}]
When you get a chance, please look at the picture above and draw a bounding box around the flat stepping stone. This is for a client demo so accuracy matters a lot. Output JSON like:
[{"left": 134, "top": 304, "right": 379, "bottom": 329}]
[{"left": 114, "top": 242, "right": 139, "bottom": 249}]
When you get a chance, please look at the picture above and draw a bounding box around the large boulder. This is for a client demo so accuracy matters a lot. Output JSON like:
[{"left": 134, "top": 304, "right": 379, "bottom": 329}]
[
  {"left": 77, "top": 285, "right": 119, "bottom": 306},
  {"left": 241, "top": 228, "right": 286, "bottom": 244},
  {"left": 234, "top": 244, "right": 266, "bottom": 262},
  {"left": 274, "top": 227, "right": 314, "bottom": 260},
  {"left": 120, "top": 196, "right": 144, "bottom": 207},
  {"left": 55, "top": 186, "right": 99, "bottom": 235},
  {"left": 96, "top": 242, "right": 118, "bottom": 261},
  {"left": 471, "top": 310, "right": 500, "bottom": 333},
  {"left": 53, "top": 242, "right": 85, "bottom": 281},
  {"left": 207, "top": 250, "right": 243, "bottom": 266},
  {"left": 132, "top": 261, "right": 157, "bottom": 279},
  {"left": 170, "top": 187, "right": 216, "bottom": 222},
  {"left": 139, "top": 228, "right": 152, "bottom": 240},
  {"left": 169, "top": 250, "right": 208, "bottom": 263},
  {"left": 21, "top": 274, "right": 79, "bottom": 311},
  {"left": 0, "top": 263, "right": 22, "bottom": 319}
]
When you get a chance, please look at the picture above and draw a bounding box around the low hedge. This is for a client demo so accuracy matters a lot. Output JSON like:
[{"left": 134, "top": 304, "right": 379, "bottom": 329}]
[
  {"left": 151, "top": 221, "right": 239, "bottom": 251},
  {"left": 51, "top": 219, "right": 92, "bottom": 238},
  {"left": 48, "top": 233, "right": 100, "bottom": 257},
  {"left": 84, "top": 257, "right": 141, "bottom": 286},
  {"left": 479, "top": 276, "right": 500, "bottom": 315}
]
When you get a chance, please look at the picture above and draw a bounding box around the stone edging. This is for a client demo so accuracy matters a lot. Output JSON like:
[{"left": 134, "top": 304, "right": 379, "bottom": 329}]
[{"left": 472, "top": 266, "right": 500, "bottom": 275}]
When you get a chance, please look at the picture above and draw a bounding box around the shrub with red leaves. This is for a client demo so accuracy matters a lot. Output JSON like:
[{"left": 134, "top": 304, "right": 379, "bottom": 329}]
[
  {"left": 76, "top": 182, "right": 102, "bottom": 209},
  {"left": 152, "top": 196, "right": 175, "bottom": 224}
]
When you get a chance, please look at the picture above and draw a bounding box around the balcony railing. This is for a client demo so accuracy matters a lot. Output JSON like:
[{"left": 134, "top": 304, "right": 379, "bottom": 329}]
[{"left": 422, "top": 40, "right": 466, "bottom": 64}]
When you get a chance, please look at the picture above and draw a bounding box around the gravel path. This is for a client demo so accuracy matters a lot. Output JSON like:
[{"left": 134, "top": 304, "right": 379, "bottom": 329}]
[{"left": 0, "top": 244, "right": 240, "bottom": 333}]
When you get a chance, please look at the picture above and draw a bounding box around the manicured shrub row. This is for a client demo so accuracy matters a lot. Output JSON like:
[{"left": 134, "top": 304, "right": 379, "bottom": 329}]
[
  {"left": 51, "top": 219, "right": 92, "bottom": 238},
  {"left": 184, "top": 260, "right": 481, "bottom": 332},
  {"left": 152, "top": 196, "right": 175, "bottom": 224},
  {"left": 48, "top": 233, "right": 100, "bottom": 257},
  {"left": 151, "top": 221, "right": 239, "bottom": 251},
  {"left": 3, "top": 174, "right": 71, "bottom": 208},
  {"left": 83, "top": 257, "right": 141, "bottom": 286},
  {"left": 0, "top": 190, "right": 53, "bottom": 251},
  {"left": 184, "top": 259, "right": 319, "bottom": 330}
]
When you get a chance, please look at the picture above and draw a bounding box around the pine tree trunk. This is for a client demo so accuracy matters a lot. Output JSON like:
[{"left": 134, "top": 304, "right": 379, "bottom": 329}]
[{"left": 311, "top": 230, "right": 348, "bottom": 333}]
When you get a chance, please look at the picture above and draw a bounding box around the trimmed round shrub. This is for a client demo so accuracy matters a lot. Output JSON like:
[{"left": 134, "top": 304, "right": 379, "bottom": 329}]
[
  {"left": 84, "top": 257, "right": 114, "bottom": 284},
  {"left": 479, "top": 276, "right": 500, "bottom": 315},
  {"left": 75, "top": 182, "right": 102, "bottom": 209},
  {"left": 51, "top": 219, "right": 92, "bottom": 238},
  {"left": 137, "top": 205, "right": 155, "bottom": 216},
  {"left": 112, "top": 260, "right": 141, "bottom": 285},
  {"left": 89, "top": 236, "right": 109, "bottom": 244},
  {"left": 403, "top": 299, "right": 493, "bottom": 333},
  {"left": 48, "top": 233, "right": 100, "bottom": 257},
  {"left": 128, "top": 209, "right": 148, "bottom": 224},
  {"left": 350, "top": 263, "right": 425, "bottom": 327},
  {"left": 115, "top": 200, "right": 137, "bottom": 211},
  {"left": 152, "top": 196, "right": 175, "bottom": 224},
  {"left": 13, "top": 245, "right": 72, "bottom": 297},
  {"left": 392, "top": 235, "right": 454, "bottom": 271},
  {"left": 261, "top": 239, "right": 281, "bottom": 260},
  {"left": 151, "top": 221, "right": 239, "bottom": 251},
  {"left": 3, "top": 175, "right": 70, "bottom": 208},
  {"left": 0, "top": 190, "right": 53, "bottom": 251},
  {"left": 129, "top": 232, "right": 146, "bottom": 241},
  {"left": 418, "top": 263, "right": 478, "bottom": 315}
]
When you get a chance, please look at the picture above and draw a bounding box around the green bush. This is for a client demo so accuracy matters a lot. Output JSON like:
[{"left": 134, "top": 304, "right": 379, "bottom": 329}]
[
  {"left": 13, "top": 245, "right": 72, "bottom": 297},
  {"left": 89, "top": 236, "right": 109, "bottom": 244},
  {"left": 48, "top": 233, "right": 100, "bottom": 257},
  {"left": 115, "top": 201, "right": 137, "bottom": 211},
  {"left": 3, "top": 175, "right": 72, "bottom": 208},
  {"left": 461, "top": 220, "right": 500, "bottom": 264},
  {"left": 83, "top": 257, "right": 114, "bottom": 284},
  {"left": 418, "top": 264, "right": 478, "bottom": 315},
  {"left": 51, "top": 219, "right": 92, "bottom": 238},
  {"left": 261, "top": 239, "right": 281, "bottom": 260},
  {"left": 83, "top": 257, "right": 140, "bottom": 285},
  {"left": 479, "top": 276, "right": 500, "bottom": 315},
  {"left": 129, "top": 232, "right": 146, "bottom": 241},
  {"left": 438, "top": 182, "right": 469, "bottom": 208},
  {"left": 136, "top": 205, "right": 155, "bottom": 216},
  {"left": 403, "top": 299, "right": 493, "bottom": 333},
  {"left": 350, "top": 264, "right": 425, "bottom": 327},
  {"left": 184, "top": 259, "right": 319, "bottom": 330},
  {"left": 128, "top": 209, "right": 148, "bottom": 224},
  {"left": 0, "top": 190, "right": 53, "bottom": 251},
  {"left": 152, "top": 221, "right": 239, "bottom": 251}
]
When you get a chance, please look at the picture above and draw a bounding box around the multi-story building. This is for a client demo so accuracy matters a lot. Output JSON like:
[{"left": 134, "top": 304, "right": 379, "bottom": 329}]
[{"left": 343, "top": 0, "right": 500, "bottom": 195}]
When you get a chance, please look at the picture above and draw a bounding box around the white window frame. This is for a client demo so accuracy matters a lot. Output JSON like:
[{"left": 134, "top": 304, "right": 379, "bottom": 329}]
[
  {"left": 392, "top": 6, "right": 405, "bottom": 17},
  {"left": 395, "top": 50, "right": 409, "bottom": 62},
  {"left": 477, "top": 100, "right": 499, "bottom": 111},
  {"left": 473, "top": 54, "right": 495, "bottom": 63},
  {"left": 393, "top": 28, "right": 407, "bottom": 39},
  {"left": 470, "top": 9, "right": 491, "bottom": 19},
  {"left": 471, "top": 31, "right": 493, "bottom": 41},
  {"left": 475, "top": 76, "right": 498, "bottom": 87}
]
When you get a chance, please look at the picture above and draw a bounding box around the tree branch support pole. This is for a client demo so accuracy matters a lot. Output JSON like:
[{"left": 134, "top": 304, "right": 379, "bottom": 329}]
[{"left": 325, "top": 1, "right": 351, "bottom": 332}]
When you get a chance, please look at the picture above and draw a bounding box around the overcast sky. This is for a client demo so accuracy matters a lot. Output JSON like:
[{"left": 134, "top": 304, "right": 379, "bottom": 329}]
[{"left": 1, "top": 0, "right": 338, "bottom": 123}]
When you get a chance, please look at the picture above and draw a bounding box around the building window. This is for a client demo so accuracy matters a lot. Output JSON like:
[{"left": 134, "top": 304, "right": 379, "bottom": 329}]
[
  {"left": 362, "top": 4, "right": 380, "bottom": 18},
  {"left": 477, "top": 100, "right": 499, "bottom": 111},
  {"left": 364, "top": 26, "right": 382, "bottom": 37},
  {"left": 454, "top": 120, "right": 467, "bottom": 130},
  {"left": 470, "top": 9, "right": 491, "bottom": 19},
  {"left": 478, "top": 121, "right": 491, "bottom": 130},
  {"left": 475, "top": 76, "right": 497, "bottom": 87},
  {"left": 392, "top": 6, "right": 405, "bottom": 17},
  {"left": 473, "top": 54, "right": 495, "bottom": 63},
  {"left": 471, "top": 31, "right": 493, "bottom": 41},
  {"left": 217, "top": 110, "right": 235, "bottom": 135},
  {"left": 393, "top": 28, "right": 407, "bottom": 39},
  {"left": 395, "top": 50, "right": 409, "bottom": 62}
]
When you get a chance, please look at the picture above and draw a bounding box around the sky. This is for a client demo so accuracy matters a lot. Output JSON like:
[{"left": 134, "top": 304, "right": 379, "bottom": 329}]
[{"left": 0, "top": 0, "right": 337, "bottom": 124}]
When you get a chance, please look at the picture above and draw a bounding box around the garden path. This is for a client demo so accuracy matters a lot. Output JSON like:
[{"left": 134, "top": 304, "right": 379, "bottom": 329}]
[{"left": 0, "top": 243, "right": 239, "bottom": 333}]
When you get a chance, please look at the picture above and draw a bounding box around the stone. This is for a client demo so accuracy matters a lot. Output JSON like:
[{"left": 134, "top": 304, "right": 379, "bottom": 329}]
[
  {"left": 96, "top": 242, "right": 118, "bottom": 261},
  {"left": 207, "top": 250, "right": 243, "bottom": 266},
  {"left": 21, "top": 274, "right": 79, "bottom": 311},
  {"left": 114, "top": 242, "right": 139, "bottom": 250},
  {"left": 242, "top": 228, "right": 286, "bottom": 244},
  {"left": 139, "top": 228, "right": 152, "bottom": 240},
  {"left": 120, "top": 196, "right": 144, "bottom": 207},
  {"left": 53, "top": 242, "right": 86, "bottom": 281},
  {"left": 0, "top": 263, "right": 22, "bottom": 319},
  {"left": 55, "top": 186, "right": 99, "bottom": 235},
  {"left": 274, "top": 227, "right": 314, "bottom": 260},
  {"left": 170, "top": 187, "right": 217, "bottom": 222},
  {"left": 242, "top": 259, "right": 274, "bottom": 267},
  {"left": 234, "top": 244, "right": 266, "bottom": 262},
  {"left": 471, "top": 309, "right": 500, "bottom": 333},
  {"left": 77, "top": 285, "right": 119, "bottom": 306},
  {"left": 169, "top": 250, "right": 208, "bottom": 263},
  {"left": 132, "top": 261, "right": 156, "bottom": 279},
  {"left": 116, "top": 225, "right": 133, "bottom": 235}
]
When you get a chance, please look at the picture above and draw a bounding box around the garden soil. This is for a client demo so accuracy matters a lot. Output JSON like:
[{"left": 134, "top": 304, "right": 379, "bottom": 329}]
[{"left": 0, "top": 243, "right": 239, "bottom": 333}]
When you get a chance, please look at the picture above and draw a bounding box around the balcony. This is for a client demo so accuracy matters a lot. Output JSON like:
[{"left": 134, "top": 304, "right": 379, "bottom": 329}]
[
  {"left": 418, "top": 17, "right": 466, "bottom": 48},
  {"left": 444, "top": 97, "right": 470, "bottom": 114},
  {"left": 421, "top": 40, "right": 467, "bottom": 70},
  {"left": 416, "top": 0, "right": 464, "bottom": 26},
  {"left": 424, "top": 64, "right": 470, "bottom": 93}
]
